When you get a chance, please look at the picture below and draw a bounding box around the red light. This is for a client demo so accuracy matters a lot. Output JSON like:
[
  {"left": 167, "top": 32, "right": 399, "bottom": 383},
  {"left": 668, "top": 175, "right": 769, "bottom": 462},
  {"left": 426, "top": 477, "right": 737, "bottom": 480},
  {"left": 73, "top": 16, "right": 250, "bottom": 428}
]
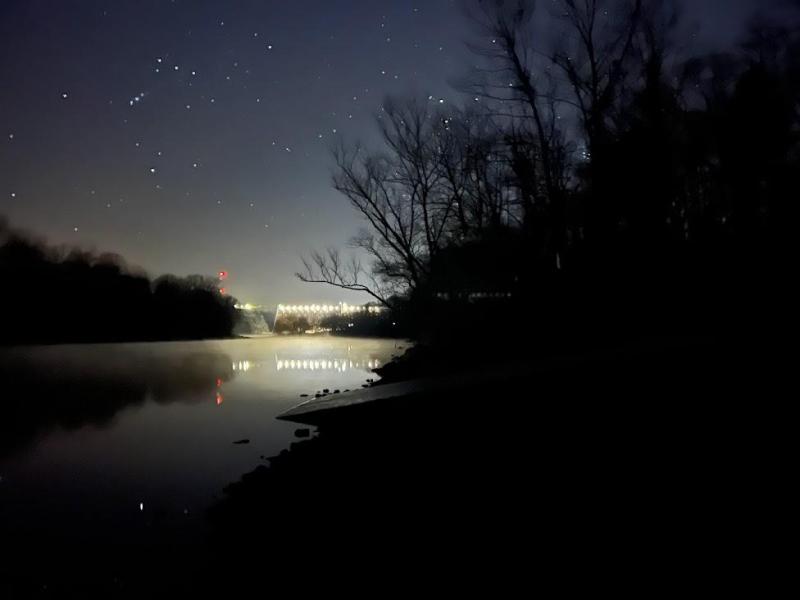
[
  {"left": 216, "top": 392, "right": 224, "bottom": 406},
  {"left": 216, "top": 378, "right": 222, "bottom": 388},
  {"left": 219, "top": 287, "right": 227, "bottom": 295},
  {"left": 218, "top": 271, "right": 228, "bottom": 280}
]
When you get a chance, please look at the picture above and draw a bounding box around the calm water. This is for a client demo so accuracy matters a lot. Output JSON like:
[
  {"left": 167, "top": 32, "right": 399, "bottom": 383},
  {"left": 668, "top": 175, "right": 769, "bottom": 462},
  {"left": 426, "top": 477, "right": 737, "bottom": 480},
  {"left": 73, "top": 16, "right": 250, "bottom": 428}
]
[{"left": 0, "top": 336, "right": 403, "bottom": 544}]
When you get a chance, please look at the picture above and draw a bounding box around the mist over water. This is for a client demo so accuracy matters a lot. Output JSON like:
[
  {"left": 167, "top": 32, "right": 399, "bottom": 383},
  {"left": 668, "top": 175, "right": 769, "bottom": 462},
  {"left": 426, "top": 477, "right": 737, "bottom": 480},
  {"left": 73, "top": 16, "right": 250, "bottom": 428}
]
[{"left": 0, "top": 336, "right": 402, "bottom": 544}]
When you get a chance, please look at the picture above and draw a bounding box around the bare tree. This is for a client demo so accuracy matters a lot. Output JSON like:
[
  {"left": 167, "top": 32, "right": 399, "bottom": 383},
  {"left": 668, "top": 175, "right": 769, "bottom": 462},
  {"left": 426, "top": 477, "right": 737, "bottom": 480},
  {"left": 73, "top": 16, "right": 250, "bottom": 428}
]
[
  {"left": 296, "top": 247, "right": 393, "bottom": 307},
  {"left": 437, "top": 107, "right": 520, "bottom": 236},
  {"left": 298, "top": 99, "right": 461, "bottom": 303},
  {"left": 464, "top": 0, "right": 571, "bottom": 264},
  {"left": 551, "top": 0, "right": 644, "bottom": 151}
]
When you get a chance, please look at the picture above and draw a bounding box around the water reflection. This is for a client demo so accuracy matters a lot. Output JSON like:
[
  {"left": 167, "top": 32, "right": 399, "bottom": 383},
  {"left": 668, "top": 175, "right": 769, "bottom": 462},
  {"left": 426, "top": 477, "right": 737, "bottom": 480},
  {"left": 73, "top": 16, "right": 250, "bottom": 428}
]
[
  {"left": 0, "top": 335, "right": 403, "bottom": 591},
  {"left": 232, "top": 360, "right": 253, "bottom": 372},
  {"left": 227, "top": 354, "right": 382, "bottom": 373},
  {"left": 0, "top": 346, "right": 235, "bottom": 458},
  {"left": 275, "top": 357, "right": 381, "bottom": 372}
]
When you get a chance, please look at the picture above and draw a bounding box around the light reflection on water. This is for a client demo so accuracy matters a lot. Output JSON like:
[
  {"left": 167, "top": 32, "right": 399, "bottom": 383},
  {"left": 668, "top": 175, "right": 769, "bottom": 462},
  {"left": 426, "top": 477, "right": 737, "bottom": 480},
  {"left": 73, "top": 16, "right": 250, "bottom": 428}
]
[
  {"left": 0, "top": 336, "right": 402, "bottom": 543},
  {"left": 275, "top": 357, "right": 381, "bottom": 372},
  {"left": 230, "top": 354, "right": 382, "bottom": 374}
]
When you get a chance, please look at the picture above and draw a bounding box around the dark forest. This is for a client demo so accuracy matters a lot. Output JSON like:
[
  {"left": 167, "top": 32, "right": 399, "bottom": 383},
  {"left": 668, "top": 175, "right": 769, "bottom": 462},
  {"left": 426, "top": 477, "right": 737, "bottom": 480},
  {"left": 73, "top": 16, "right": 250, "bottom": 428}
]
[{"left": 0, "top": 218, "right": 237, "bottom": 344}]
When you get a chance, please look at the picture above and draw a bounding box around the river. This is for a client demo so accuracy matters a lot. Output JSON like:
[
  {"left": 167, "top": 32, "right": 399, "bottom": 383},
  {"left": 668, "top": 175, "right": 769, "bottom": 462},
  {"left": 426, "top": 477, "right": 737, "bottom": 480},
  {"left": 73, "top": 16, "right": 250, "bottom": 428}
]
[{"left": 0, "top": 335, "right": 404, "bottom": 547}]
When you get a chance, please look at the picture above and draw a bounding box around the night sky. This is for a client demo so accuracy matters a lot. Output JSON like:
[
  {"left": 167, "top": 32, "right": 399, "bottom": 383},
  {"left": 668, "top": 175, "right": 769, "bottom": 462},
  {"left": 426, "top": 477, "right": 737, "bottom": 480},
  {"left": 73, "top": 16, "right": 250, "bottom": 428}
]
[{"left": 0, "top": 0, "right": 770, "bottom": 306}]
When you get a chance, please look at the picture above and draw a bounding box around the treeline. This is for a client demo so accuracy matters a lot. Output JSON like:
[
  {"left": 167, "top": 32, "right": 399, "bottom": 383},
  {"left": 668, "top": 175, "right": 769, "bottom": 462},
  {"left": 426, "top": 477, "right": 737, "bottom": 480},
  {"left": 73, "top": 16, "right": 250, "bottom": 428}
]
[
  {"left": 0, "top": 218, "right": 238, "bottom": 345},
  {"left": 300, "top": 1, "right": 798, "bottom": 347}
]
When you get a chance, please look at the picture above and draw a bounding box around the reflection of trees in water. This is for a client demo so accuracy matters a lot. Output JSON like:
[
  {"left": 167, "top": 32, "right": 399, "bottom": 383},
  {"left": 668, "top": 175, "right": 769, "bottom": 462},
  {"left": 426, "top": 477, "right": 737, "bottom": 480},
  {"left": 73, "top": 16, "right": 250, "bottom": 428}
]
[{"left": 0, "top": 349, "right": 234, "bottom": 458}]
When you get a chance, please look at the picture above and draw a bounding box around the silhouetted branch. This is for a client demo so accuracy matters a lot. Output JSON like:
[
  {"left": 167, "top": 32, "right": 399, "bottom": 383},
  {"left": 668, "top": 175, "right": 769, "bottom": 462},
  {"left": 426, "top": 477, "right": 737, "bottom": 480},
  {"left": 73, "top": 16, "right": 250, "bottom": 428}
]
[{"left": 296, "top": 248, "right": 392, "bottom": 308}]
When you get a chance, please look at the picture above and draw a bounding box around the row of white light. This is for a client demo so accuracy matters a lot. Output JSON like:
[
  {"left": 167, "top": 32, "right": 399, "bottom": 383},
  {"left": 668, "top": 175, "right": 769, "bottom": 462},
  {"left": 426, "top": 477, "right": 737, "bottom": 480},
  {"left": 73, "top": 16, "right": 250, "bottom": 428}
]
[
  {"left": 276, "top": 359, "right": 380, "bottom": 372},
  {"left": 276, "top": 303, "right": 383, "bottom": 314},
  {"left": 231, "top": 358, "right": 382, "bottom": 372}
]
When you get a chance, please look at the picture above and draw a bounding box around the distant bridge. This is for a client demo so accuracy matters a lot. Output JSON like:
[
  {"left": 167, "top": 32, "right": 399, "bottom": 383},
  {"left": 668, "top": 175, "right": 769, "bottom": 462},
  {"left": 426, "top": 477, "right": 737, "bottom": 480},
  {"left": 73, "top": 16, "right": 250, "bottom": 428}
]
[
  {"left": 274, "top": 303, "right": 385, "bottom": 332},
  {"left": 235, "top": 302, "right": 386, "bottom": 333},
  {"left": 277, "top": 303, "right": 384, "bottom": 316}
]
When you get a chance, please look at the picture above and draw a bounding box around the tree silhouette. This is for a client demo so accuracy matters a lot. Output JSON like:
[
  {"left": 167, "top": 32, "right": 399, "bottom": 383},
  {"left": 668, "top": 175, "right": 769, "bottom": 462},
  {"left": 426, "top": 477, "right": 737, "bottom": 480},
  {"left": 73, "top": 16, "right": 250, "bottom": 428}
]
[
  {"left": 0, "top": 218, "right": 239, "bottom": 345},
  {"left": 298, "top": 0, "right": 799, "bottom": 347}
]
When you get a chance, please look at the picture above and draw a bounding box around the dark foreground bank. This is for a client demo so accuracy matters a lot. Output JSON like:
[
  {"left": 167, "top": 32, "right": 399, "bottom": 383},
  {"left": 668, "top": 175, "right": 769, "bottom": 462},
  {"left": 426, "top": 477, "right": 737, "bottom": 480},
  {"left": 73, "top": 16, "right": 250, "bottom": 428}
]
[
  {"left": 1, "top": 335, "right": 789, "bottom": 596},
  {"left": 206, "top": 336, "right": 789, "bottom": 590}
]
